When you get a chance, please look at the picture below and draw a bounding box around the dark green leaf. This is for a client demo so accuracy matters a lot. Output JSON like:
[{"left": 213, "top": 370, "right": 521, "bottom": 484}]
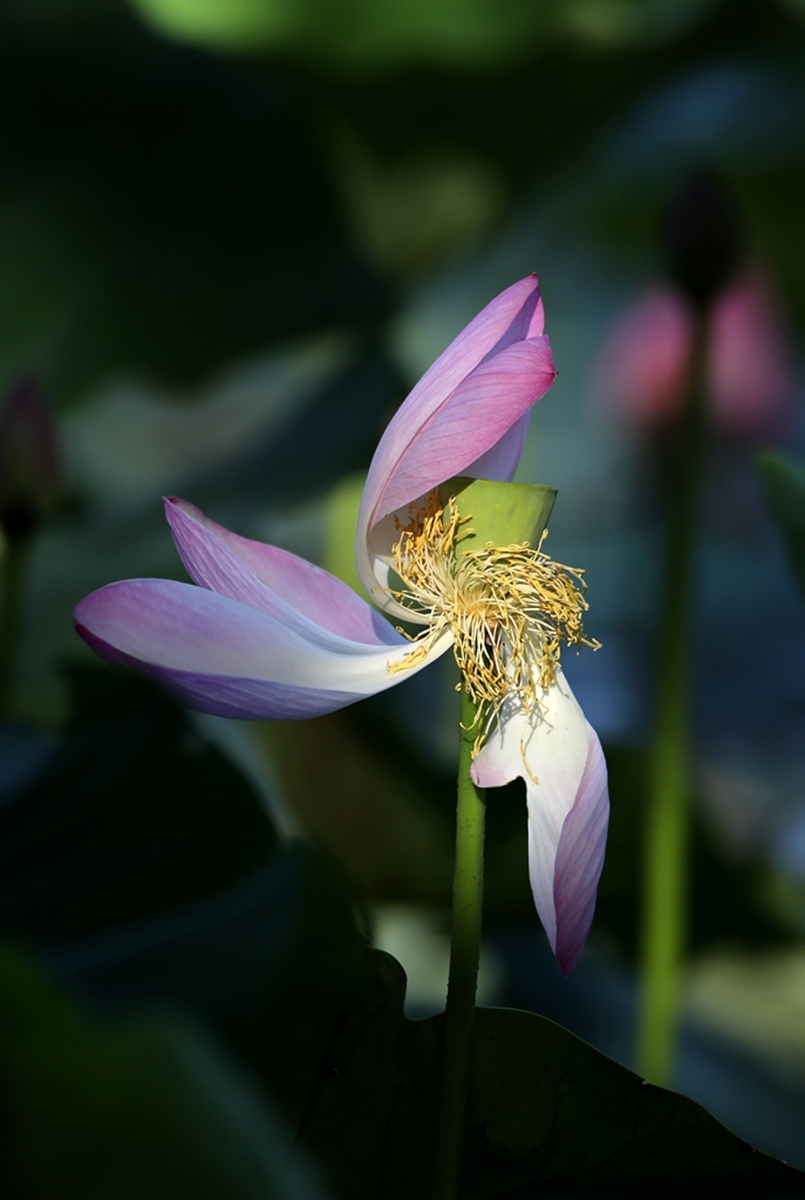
[
  {"left": 275, "top": 949, "right": 803, "bottom": 1198},
  {"left": 0, "top": 667, "right": 278, "bottom": 942},
  {"left": 0, "top": 941, "right": 330, "bottom": 1200}
]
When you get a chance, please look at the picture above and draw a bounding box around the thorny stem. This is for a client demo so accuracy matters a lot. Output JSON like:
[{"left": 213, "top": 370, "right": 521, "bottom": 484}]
[
  {"left": 432, "top": 684, "right": 486, "bottom": 1200},
  {"left": 638, "top": 310, "right": 708, "bottom": 1086}
]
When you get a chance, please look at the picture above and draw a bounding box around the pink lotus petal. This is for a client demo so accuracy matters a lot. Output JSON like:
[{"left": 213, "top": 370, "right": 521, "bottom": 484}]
[
  {"left": 78, "top": 620, "right": 361, "bottom": 720},
  {"left": 357, "top": 319, "right": 556, "bottom": 611},
  {"left": 463, "top": 410, "right": 532, "bottom": 483},
  {"left": 358, "top": 277, "right": 549, "bottom": 530},
  {"left": 471, "top": 670, "right": 608, "bottom": 973},
  {"left": 74, "top": 579, "right": 451, "bottom": 720},
  {"left": 165, "top": 497, "right": 399, "bottom": 646},
  {"left": 382, "top": 277, "right": 545, "bottom": 469},
  {"left": 370, "top": 338, "right": 555, "bottom": 523}
]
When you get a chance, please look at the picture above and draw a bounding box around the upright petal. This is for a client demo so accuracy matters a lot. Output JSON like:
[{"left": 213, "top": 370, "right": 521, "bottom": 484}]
[
  {"left": 462, "top": 410, "right": 532, "bottom": 484},
  {"left": 75, "top": 579, "right": 453, "bottom": 720},
  {"left": 356, "top": 277, "right": 556, "bottom": 609},
  {"left": 471, "top": 670, "right": 609, "bottom": 974},
  {"left": 365, "top": 339, "right": 556, "bottom": 527},
  {"left": 369, "top": 278, "right": 546, "bottom": 510}
]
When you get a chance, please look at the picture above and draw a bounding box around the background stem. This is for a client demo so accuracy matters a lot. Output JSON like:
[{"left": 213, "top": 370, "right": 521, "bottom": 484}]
[
  {"left": 638, "top": 311, "right": 708, "bottom": 1085},
  {"left": 432, "top": 686, "right": 486, "bottom": 1200},
  {"left": 0, "top": 535, "right": 29, "bottom": 714}
]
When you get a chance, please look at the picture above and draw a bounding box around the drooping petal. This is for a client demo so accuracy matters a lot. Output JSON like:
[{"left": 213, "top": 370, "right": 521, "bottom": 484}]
[
  {"left": 551, "top": 725, "right": 609, "bottom": 974},
  {"left": 74, "top": 579, "right": 452, "bottom": 720},
  {"left": 471, "top": 670, "right": 609, "bottom": 974},
  {"left": 164, "top": 496, "right": 399, "bottom": 646}
]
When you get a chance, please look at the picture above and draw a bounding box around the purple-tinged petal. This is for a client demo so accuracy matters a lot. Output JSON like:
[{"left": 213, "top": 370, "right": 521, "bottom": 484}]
[
  {"left": 357, "top": 335, "right": 556, "bottom": 610},
  {"left": 74, "top": 579, "right": 453, "bottom": 721},
  {"left": 462, "top": 410, "right": 532, "bottom": 483},
  {"left": 552, "top": 725, "right": 609, "bottom": 974},
  {"left": 164, "top": 497, "right": 399, "bottom": 646},
  {"left": 357, "top": 276, "right": 547, "bottom": 531},
  {"left": 78, "top": 621, "right": 360, "bottom": 719},
  {"left": 382, "top": 277, "right": 545, "bottom": 466},
  {"left": 471, "top": 670, "right": 609, "bottom": 974},
  {"left": 368, "top": 339, "right": 555, "bottom": 523}
]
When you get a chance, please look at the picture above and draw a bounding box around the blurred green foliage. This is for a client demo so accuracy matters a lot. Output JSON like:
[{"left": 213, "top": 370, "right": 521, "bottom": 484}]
[
  {"left": 3, "top": 0, "right": 805, "bottom": 405},
  {"left": 128, "top": 0, "right": 711, "bottom": 66},
  {"left": 0, "top": 667, "right": 278, "bottom": 939},
  {"left": 0, "top": 9, "right": 390, "bottom": 403},
  {"left": 0, "top": 941, "right": 331, "bottom": 1199},
  {"left": 759, "top": 451, "right": 805, "bottom": 602}
]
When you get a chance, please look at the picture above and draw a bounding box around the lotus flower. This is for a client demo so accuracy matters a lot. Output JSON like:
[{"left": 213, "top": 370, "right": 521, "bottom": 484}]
[{"left": 75, "top": 276, "right": 609, "bottom": 974}]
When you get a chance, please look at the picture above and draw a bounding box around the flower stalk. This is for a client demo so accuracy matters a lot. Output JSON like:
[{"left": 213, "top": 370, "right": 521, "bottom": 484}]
[
  {"left": 638, "top": 311, "right": 708, "bottom": 1085},
  {"left": 432, "top": 684, "right": 486, "bottom": 1200},
  {"left": 0, "top": 536, "right": 29, "bottom": 712}
]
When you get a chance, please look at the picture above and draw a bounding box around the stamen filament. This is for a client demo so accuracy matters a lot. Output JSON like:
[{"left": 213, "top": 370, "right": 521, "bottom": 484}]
[{"left": 386, "top": 490, "right": 598, "bottom": 755}]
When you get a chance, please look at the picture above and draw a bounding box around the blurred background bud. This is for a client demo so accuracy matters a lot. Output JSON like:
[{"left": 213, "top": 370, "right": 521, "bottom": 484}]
[
  {"left": 665, "top": 169, "right": 744, "bottom": 306},
  {"left": 594, "top": 287, "right": 694, "bottom": 425},
  {"left": 707, "top": 271, "right": 794, "bottom": 438},
  {"left": 594, "top": 271, "right": 794, "bottom": 439},
  {"left": 0, "top": 376, "right": 62, "bottom": 543}
]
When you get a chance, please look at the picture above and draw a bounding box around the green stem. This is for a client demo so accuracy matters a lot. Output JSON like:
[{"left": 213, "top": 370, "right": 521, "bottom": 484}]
[
  {"left": 638, "top": 312, "right": 708, "bottom": 1085},
  {"left": 432, "top": 685, "right": 486, "bottom": 1200},
  {"left": 0, "top": 535, "right": 29, "bottom": 714}
]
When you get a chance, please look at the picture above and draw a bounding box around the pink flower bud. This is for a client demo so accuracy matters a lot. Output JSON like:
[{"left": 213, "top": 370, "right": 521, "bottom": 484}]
[
  {"left": 595, "top": 273, "right": 794, "bottom": 438},
  {"left": 708, "top": 272, "right": 794, "bottom": 438},
  {"left": 594, "top": 288, "right": 693, "bottom": 425}
]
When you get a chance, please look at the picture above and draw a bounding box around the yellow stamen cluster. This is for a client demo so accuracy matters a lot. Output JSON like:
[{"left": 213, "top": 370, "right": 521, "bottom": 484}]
[{"left": 387, "top": 489, "right": 599, "bottom": 754}]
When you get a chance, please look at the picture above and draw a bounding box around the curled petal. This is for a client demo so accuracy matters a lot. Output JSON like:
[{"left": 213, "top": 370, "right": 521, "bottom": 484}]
[
  {"left": 165, "top": 496, "right": 399, "bottom": 646},
  {"left": 367, "top": 339, "right": 556, "bottom": 524},
  {"left": 357, "top": 332, "right": 556, "bottom": 610},
  {"left": 74, "top": 579, "right": 452, "bottom": 720},
  {"left": 370, "top": 278, "right": 546, "bottom": 514},
  {"left": 471, "top": 671, "right": 609, "bottom": 974}
]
